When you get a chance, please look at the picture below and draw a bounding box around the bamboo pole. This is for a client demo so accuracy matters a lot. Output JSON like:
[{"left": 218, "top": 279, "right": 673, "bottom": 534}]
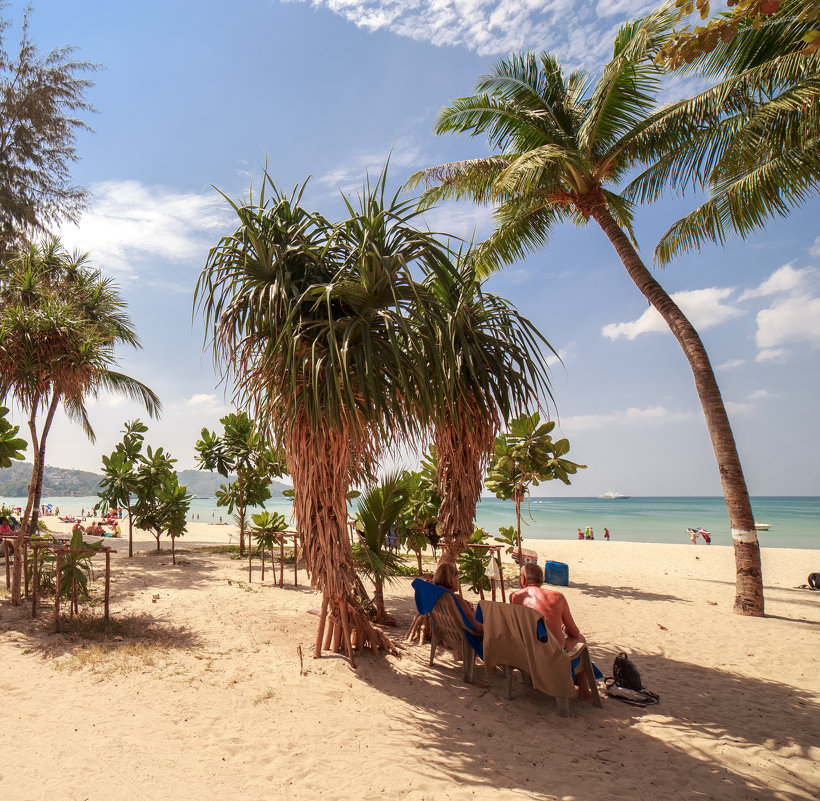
[
  {"left": 31, "top": 546, "right": 38, "bottom": 618},
  {"left": 279, "top": 536, "right": 285, "bottom": 588},
  {"left": 104, "top": 549, "right": 111, "bottom": 622},
  {"left": 261, "top": 545, "right": 265, "bottom": 582},
  {"left": 54, "top": 549, "right": 62, "bottom": 633},
  {"left": 23, "top": 540, "right": 29, "bottom": 599},
  {"left": 314, "top": 596, "right": 329, "bottom": 658},
  {"left": 248, "top": 540, "right": 252, "bottom": 583}
]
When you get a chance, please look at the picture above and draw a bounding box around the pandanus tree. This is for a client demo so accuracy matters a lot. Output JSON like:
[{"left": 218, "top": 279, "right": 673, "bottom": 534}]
[
  {"left": 424, "top": 260, "right": 554, "bottom": 564},
  {"left": 195, "top": 171, "right": 451, "bottom": 662},
  {"left": 0, "top": 239, "right": 160, "bottom": 603},
  {"left": 408, "top": 7, "right": 766, "bottom": 615}
]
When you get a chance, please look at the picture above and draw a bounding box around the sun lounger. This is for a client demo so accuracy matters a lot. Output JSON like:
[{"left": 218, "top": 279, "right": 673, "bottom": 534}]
[
  {"left": 478, "top": 600, "right": 602, "bottom": 716},
  {"left": 412, "top": 578, "right": 482, "bottom": 683}
]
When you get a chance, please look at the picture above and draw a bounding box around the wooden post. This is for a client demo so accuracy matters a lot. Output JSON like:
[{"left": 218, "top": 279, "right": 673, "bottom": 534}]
[
  {"left": 31, "top": 546, "right": 39, "bottom": 618},
  {"left": 314, "top": 596, "right": 329, "bottom": 658},
  {"left": 23, "top": 539, "right": 29, "bottom": 599},
  {"left": 261, "top": 545, "right": 265, "bottom": 582},
  {"left": 104, "top": 549, "right": 111, "bottom": 622},
  {"left": 4, "top": 540, "right": 10, "bottom": 589},
  {"left": 293, "top": 538, "right": 298, "bottom": 587},
  {"left": 248, "top": 540, "right": 252, "bottom": 583},
  {"left": 279, "top": 536, "right": 285, "bottom": 588},
  {"left": 497, "top": 550, "right": 506, "bottom": 603},
  {"left": 55, "top": 549, "right": 62, "bottom": 633}
]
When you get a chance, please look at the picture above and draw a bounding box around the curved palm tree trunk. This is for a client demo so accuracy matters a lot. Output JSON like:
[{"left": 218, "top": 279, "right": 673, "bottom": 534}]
[
  {"left": 289, "top": 416, "right": 396, "bottom": 663},
  {"left": 436, "top": 396, "right": 498, "bottom": 565},
  {"left": 589, "top": 204, "right": 763, "bottom": 616}
]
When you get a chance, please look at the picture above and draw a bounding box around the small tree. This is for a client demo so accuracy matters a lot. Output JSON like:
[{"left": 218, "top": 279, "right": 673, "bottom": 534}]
[
  {"left": 158, "top": 474, "right": 192, "bottom": 565},
  {"left": 457, "top": 526, "right": 492, "bottom": 598},
  {"left": 97, "top": 419, "right": 147, "bottom": 557},
  {"left": 352, "top": 473, "right": 410, "bottom": 623},
  {"left": 131, "top": 445, "right": 177, "bottom": 553},
  {"left": 195, "top": 412, "right": 284, "bottom": 556},
  {"left": 396, "top": 452, "right": 442, "bottom": 575},
  {"left": 251, "top": 510, "right": 288, "bottom": 581},
  {"left": 485, "top": 413, "right": 586, "bottom": 554}
]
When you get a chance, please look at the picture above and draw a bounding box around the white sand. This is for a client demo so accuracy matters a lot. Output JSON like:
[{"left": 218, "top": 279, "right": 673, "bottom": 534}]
[{"left": 1, "top": 529, "right": 817, "bottom": 801}]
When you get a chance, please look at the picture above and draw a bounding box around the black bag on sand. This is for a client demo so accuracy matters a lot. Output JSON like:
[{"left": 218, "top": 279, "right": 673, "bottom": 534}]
[{"left": 606, "top": 652, "right": 660, "bottom": 707}]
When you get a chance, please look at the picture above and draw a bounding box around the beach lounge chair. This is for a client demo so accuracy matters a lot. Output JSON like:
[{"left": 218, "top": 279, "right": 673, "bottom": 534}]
[
  {"left": 412, "top": 578, "right": 482, "bottom": 683},
  {"left": 478, "top": 600, "right": 602, "bottom": 717}
]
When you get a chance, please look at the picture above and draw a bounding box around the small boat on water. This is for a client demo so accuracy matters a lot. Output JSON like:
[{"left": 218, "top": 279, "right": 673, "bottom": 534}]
[
  {"left": 598, "top": 490, "right": 630, "bottom": 499},
  {"left": 755, "top": 522, "right": 772, "bottom": 531}
]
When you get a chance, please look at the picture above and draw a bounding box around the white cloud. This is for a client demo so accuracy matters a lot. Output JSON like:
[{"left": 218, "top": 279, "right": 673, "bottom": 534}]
[
  {"left": 602, "top": 287, "right": 744, "bottom": 341},
  {"left": 724, "top": 400, "right": 752, "bottom": 415},
  {"left": 754, "top": 295, "right": 820, "bottom": 351},
  {"left": 756, "top": 348, "right": 786, "bottom": 362},
  {"left": 739, "top": 263, "right": 814, "bottom": 301},
  {"left": 748, "top": 389, "right": 776, "bottom": 401},
  {"left": 184, "top": 394, "right": 228, "bottom": 415},
  {"left": 717, "top": 358, "right": 745, "bottom": 370},
  {"left": 810, "top": 236, "right": 820, "bottom": 258},
  {"left": 284, "top": 0, "right": 654, "bottom": 62},
  {"left": 559, "top": 405, "right": 691, "bottom": 432},
  {"left": 59, "top": 180, "right": 230, "bottom": 279}
]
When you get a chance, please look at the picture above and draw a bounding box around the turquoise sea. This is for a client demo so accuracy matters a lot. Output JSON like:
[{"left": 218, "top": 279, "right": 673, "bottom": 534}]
[{"left": 3, "top": 495, "right": 818, "bottom": 550}]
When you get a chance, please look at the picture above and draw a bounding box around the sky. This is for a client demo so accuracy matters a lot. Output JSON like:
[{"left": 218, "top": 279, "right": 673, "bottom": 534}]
[{"left": 2, "top": 0, "right": 819, "bottom": 497}]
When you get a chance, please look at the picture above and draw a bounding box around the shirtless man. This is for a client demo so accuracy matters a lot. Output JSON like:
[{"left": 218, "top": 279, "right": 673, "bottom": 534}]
[{"left": 510, "top": 562, "right": 593, "bottom": 698}]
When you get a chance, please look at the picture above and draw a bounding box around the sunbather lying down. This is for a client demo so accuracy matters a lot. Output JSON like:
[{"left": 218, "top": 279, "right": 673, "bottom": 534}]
[{"left": 510, "top": 563, "right": 594, "bottom": 700}]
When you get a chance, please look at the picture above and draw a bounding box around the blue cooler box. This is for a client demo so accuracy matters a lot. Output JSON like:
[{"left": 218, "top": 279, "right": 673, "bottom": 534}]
[{"left": 544, "top": 560, "right": 569, "bottom": 586}]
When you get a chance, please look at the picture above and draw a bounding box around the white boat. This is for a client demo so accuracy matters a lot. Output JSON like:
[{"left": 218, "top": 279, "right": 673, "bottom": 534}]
[
  {"left": 598, "top": 490, "right": 630, "bottom": 499},
  {"left": 754, "top": 522, "right": 771, "bottom": 531}
]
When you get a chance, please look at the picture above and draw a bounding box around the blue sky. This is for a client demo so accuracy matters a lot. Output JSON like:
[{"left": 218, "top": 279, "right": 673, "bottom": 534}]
[{"left": 4, "top": 0, "right": 819, "bottom": 496}]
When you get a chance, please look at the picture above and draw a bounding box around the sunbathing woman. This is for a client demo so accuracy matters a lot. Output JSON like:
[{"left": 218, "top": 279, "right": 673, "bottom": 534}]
[{"left": 432, "top": 562, "right": 482, "bottom": 633}]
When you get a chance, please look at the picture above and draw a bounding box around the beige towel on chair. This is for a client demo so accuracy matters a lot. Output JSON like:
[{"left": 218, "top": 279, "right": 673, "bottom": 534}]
[{"left": 481, "top": 601, "right": 576, "bottom": 699}]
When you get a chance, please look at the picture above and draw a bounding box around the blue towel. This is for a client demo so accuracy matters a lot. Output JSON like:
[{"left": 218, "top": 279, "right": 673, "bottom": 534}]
[
  {"left": 412, "top": 578, "right": 483, "bottom": 658},
  {"left": 476, "top": 602, "right": 603, "bottom": 683}
]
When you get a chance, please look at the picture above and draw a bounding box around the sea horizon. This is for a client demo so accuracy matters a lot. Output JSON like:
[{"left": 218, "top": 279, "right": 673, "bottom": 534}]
[{"left": 4, "top": 494, "right": 817, "bottom": 550}]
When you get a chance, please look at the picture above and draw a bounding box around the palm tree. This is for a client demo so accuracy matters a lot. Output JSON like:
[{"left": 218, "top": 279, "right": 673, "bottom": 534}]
[
  {"left": 196, "top": 170, "right": 451, "bottom": 662},
  {"left": 408, "top": 8, "right": 766, "bottom": 615},
  {"left": 424, "top": 259, "right": 554, "bottom": 564},
  {"left": 352, "top": 471, "right": 410, "bottom": 623},
  {"left": 637, "top": 0, "right": 820, "bottom": 262},
  {"left": 0, "top": 238, "right": 160, "bottom": 603}
]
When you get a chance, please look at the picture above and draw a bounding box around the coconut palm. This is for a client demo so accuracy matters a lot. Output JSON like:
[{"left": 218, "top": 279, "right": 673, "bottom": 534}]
[
  {"left": 637, "top": 0, "right": 820, "bottom": 262},
  {"left": 408, "top": 7, "right": 766, "bottom": 615},
  {"left": 0, "top": 238, "right": 160, "bottom": 603},
  {"left": 424, "top": 258, "right": 554, "bottom": 564},
  {"left": 195, "top": 170, "right": 451, "bottom": 662}
]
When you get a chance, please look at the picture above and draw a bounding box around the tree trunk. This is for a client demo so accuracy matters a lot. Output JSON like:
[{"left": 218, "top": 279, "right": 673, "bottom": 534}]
[
  {"left": 13, "top": 392, "right": 59, "bottom": 605},
  {"left": 172, "top": 535, "right": 176, "bottom": 565},
  {"left": 416, "top": 550, "right": 423, "bottom": 575},
  {"left": 436, "top": 395, "right": 498, "bottom": 565},
  {"left": 126, "top": 502, "right": 134, "bottom": 558},
  {"left": 589, "top": 204, "right": 763, "bottom": 616},
  {"left": 237, "top": 474, "right": 245, "bottom": 556},
  {"left": 289, "top": 416, "right": 396, "bottom": 663}
]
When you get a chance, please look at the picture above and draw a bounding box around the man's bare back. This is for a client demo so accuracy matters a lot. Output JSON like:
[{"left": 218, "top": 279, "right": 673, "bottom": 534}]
[{"left": 509, "top": 585, "right": 585, "bottom": 650}]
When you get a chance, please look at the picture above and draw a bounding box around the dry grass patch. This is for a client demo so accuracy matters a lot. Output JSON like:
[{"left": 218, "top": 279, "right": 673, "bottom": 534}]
[{"left": 56, "top": 639, "right": 173, "bottom": 674}]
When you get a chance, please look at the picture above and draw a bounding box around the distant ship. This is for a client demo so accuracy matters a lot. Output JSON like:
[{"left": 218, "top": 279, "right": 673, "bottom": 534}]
[{"left": 598, "top": 490, "right": 630, "bottom": 499}]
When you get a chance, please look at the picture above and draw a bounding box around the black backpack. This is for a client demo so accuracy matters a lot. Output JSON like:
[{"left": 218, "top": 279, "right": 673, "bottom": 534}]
[{"left": 606, "top": 652, "right": 660, "bottom": 707}]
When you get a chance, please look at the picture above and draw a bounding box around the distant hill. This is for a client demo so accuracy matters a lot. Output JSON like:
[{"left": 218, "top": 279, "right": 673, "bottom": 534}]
[
  {"left": 0, "top": 463, "right": 103, "bottom": 497},
  {"left": 0, "top": 463, "right": 289, "bottom": 499},
  {"left": 178, "top": 470, "right": 290, "bottom": 498}
]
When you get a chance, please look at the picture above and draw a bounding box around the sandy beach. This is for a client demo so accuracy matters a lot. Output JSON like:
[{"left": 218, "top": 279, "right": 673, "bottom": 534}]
[{"left": 1, "top": 521, "right": 817, "bottom": 801}]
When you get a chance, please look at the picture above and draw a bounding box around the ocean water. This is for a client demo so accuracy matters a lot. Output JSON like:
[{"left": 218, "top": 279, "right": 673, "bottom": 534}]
[{"left": 3, "top": 494, "right": 818, "bottom": 550}]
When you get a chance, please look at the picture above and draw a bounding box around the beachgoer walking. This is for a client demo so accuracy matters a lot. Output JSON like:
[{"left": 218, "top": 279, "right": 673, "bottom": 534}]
[
  {"left": 688, "top": 528, "right": 698, "bottom": 544},
  {"left": 577, "top": 528, "right": 584, "bottom": 540},
  {"left": 584, "top": 526, "right": 590, "bottom": 540},
  {"left": 604, "top": 528, "right": 610, "bottom": 541},
  {"left": 699, "top": 528, "right": 711, "bottom": 545}
]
